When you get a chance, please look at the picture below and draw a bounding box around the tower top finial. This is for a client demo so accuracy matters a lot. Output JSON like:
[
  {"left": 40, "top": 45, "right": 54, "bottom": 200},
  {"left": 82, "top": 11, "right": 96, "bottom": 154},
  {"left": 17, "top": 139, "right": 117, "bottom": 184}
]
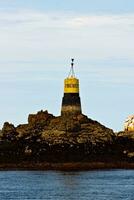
[
  {"left": 69, "top": 58, "right": 75, "bottom": 77},
  {"left": 71, "top": 58, "right": 74, "bottom": 67}
]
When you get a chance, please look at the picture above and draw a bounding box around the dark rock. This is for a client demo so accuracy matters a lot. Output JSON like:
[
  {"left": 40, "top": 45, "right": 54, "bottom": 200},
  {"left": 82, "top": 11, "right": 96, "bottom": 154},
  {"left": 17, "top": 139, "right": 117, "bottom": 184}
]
[
  {"left": 0, "top": 110, "right": 120, "bottom": 162},
  {"left": 28, "top": 110, "right": 54, "bottom": 128},
  {"left": 16, "top": 124, "right": 29, "bottom": 136},
  {"left": 2, "top": 122, "right": 16, "bottom": 133},
  {"left": 117, "top": 131, "right": 134, "bottom": 140},
  {"left": 41, "top": 114, "right": 114, "bottom": 147},
  {"left": 0, "top": 122, "right": 18, "bottom": 142}
]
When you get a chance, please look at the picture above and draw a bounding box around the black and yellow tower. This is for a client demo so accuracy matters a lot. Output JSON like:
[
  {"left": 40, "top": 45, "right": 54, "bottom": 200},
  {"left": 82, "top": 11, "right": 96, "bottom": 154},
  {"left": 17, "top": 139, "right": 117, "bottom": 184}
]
[{"left": 61, "top": 59, "right": 82, "bottom": 116}]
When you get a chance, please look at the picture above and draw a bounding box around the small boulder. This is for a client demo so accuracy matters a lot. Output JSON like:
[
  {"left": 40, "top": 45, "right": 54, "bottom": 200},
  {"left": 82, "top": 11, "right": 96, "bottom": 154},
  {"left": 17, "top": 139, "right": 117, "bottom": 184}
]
[
  {"left": 28, "top": 110, "right": 54, "bottom": 127},
  {"left": 124, "top": 115, "right": 134, "bottom": 132},
  {"left": 1, "top": 122, "right": 17, "bottom": 140}
]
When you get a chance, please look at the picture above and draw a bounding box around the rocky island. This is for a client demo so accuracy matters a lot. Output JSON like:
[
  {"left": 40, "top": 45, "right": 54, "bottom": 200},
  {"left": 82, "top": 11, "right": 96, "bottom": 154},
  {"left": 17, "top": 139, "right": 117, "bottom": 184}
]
[
  {"left": 0, "top": 110, "right": 134, "bottom": 170},
  {"left": 0, "top": 59, "right": 134, "bottom": 170}
]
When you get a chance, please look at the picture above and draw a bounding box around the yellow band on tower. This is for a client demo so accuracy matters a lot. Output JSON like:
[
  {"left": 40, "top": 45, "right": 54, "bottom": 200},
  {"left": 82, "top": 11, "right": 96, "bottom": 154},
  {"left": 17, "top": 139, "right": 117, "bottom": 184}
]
[{"left": 64, "top": 77, "right": 79, "bottom": 93}]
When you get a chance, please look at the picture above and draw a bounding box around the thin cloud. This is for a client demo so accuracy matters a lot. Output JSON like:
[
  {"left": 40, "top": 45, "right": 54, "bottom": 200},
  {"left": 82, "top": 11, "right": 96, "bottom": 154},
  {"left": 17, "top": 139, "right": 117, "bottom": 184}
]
[
  {"left": 0, "top": 9, "right": 133, "bottom": 85},
  {"left": 0, "top": 10, "right": 134, "bottom": 28},
  {"left": 67, "top": 14, "right": 134, "bottom": 28}
]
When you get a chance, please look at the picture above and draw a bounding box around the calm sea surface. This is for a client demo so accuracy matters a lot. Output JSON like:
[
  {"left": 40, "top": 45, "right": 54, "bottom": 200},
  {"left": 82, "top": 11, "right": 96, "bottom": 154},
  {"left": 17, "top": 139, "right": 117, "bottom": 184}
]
[{"left": 0, "top": 170, "right": 133, "bottom": 200}]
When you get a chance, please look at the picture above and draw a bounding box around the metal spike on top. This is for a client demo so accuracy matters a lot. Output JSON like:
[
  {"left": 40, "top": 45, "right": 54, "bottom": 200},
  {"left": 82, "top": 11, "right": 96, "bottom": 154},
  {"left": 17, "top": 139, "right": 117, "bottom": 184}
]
[{"left": 68, "top": 58, "right": 75, "bottom": 77}]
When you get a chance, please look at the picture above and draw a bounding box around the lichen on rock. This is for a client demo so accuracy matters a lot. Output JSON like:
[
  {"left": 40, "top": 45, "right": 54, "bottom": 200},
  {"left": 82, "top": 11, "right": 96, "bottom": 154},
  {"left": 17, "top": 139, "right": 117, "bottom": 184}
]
[{"left": 124, "top": 115, "right": 134, "bottom": 132}]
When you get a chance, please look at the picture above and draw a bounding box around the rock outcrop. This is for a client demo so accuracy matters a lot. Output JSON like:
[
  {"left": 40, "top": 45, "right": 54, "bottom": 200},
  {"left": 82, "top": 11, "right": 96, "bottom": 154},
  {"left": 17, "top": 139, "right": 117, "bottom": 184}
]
[
  {"left": 28, "top": 110, "right": 54, "bottom": 127},
  {"left": 1, "top": 110, "right": 114, "bottom": 146},
  {"left": 1, "top": 122, "right": 18, "bottom": 140},
  {"left": 124, "top": 115, "right": 134, "bottom": 132},
  {"left": 114, "top": 131, "right": 134, "bottom": 161},
  {"left": 41, "top": 114, "right": 114, "bottom": 145},
  {"left": 0, "top": 110, "right": 116, "bottom": 162},
  {"left": 1, "top": 110, "right": 134, "bottom": 163}
]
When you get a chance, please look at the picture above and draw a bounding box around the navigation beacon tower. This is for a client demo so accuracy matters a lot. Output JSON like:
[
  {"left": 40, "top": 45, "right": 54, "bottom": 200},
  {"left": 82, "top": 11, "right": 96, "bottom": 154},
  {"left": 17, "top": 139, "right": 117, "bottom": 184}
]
[{"left": 61, "top": 59, "right": 82, "bottom": 116}]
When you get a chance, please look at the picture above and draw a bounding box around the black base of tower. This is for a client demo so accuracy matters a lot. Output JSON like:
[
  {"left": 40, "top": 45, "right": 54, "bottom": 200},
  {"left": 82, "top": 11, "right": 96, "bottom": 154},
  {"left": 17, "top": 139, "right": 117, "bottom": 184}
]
[
  {"left": 62, "top": 93, "right": 81, "bottom": 106},
  {"left": 61, "top": 93, "right": 82, "bottom": 116}
]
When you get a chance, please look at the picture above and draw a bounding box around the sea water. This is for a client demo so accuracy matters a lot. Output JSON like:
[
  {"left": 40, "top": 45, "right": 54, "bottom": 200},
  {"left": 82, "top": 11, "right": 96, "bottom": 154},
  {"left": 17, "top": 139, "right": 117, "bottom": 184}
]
[{"left": 0, "top": 170, "right": 133, "bottom": 200}]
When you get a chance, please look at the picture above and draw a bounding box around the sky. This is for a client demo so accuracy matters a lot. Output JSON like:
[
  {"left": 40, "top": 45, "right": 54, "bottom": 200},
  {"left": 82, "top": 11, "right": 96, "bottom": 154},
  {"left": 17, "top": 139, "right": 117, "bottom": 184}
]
[{"left": 0, "top": 0, "right": 134, "bottom": 131}]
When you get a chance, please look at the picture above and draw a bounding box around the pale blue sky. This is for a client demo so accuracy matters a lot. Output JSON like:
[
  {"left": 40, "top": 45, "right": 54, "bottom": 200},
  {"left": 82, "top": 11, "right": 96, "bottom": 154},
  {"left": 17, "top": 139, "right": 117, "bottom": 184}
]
[
  {"left": 0, "top": 0, "right": 134, "bottom": 131},
  {"left": 0, "top": 0, "right": 134, "bottom": 13}
]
